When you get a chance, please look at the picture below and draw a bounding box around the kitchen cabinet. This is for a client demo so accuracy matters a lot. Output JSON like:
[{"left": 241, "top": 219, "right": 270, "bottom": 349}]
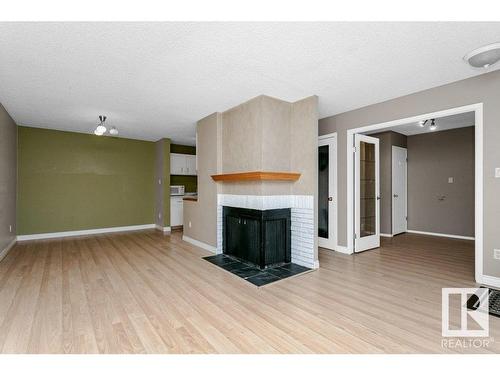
[
  {"left": 170, "top": 153, "right": 197, "bottom": 175},
  {"left": 170, "top": 196, "right": 184, "bottom": 227}
]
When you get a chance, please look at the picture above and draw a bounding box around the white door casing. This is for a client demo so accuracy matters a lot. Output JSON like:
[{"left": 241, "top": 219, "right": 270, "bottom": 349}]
[
  {"left": 355, "top": 134, "right": 380, "bottom": 252},
  {"left": 392, "top": 146, "right": 408, "bottom": 235}
]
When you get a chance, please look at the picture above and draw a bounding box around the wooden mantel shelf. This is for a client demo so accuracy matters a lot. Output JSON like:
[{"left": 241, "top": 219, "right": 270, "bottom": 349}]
[{"left": 211, "top": 171, "right": 301, "bottom": 182}]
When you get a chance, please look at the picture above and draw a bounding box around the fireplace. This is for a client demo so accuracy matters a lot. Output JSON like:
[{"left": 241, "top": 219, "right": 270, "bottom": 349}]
[{"left": 223, "top": 206, "right": 291, "bottom": 269}]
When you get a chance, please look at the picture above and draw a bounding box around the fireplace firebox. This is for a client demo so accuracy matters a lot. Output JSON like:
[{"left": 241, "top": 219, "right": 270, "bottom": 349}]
[{"left": 222, "top": 206, "right": 291, "bottom": 269}]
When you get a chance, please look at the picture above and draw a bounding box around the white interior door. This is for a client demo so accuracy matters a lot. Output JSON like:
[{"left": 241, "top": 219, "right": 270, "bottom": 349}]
[
  {"left": 355, "top": 134, "right": 380, "bottom": 252},
  {"left": 318, "top": 135, "right": 336, "bottom": 250},
  {"left": 392, "top": 146, "right": 407, "bottom": 235}
]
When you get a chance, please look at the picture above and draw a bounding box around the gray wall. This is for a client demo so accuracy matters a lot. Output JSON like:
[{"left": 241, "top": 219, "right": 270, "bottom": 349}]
[
  {"left": 0, "top": 103, "right": 16, "bottom": 255},
  {"left": 408, "top": 126, "right": 474, "bottom": 237},
  {"left": 319, "top": 69, "right": 500, "bottom": 278},
  {"left": 370, "top": 131, "right": 407, "bottom": 234}
]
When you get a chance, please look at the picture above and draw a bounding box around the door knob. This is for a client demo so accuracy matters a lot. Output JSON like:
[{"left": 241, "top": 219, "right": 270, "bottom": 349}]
[
  {"left": 376, "top": 196, "right": 381, "bottom": 200},
  {"left": 393, "top": 194, "right": 398, "bottom": 198},
  {"left": 328, "top": 197, "right": 333, "bottom": 202}
]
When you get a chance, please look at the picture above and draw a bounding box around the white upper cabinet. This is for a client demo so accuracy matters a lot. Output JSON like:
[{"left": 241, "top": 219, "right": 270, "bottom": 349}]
[
  {"left": 170, "top": 153, "right": 197, "bottom": 176},
  {"left": 185, "top": 154, "right": 197, "bottom": 175}
]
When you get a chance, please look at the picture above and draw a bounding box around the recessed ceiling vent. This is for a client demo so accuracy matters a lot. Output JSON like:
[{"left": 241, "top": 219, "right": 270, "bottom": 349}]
[{"left": 463, "top": 42, "right": 500, "bottom": 69}]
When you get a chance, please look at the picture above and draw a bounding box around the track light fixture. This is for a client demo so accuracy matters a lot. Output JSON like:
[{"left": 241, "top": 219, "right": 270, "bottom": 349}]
[{"left": 417, "top": 118, "right": 437, "bottom": 131}]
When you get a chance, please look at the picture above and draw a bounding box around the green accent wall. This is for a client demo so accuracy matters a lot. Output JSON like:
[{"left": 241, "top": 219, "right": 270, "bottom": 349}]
[
  {"left": 17, "top": 126, "right": 155, "bottom": 235},
  {"left": 170, "top": 143, "right": 197, "bottom": 193},
  {"left": 170, "top": 175, "right": 197, "bottom": 193},
  {"left": 170, "top": 144, "right": 196, "bottom": 155}
]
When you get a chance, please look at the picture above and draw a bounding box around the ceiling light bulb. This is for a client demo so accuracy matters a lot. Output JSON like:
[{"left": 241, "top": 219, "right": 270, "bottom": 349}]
[
  {"left": 109, "top": 127, "right": 118, "bottom": 136},
  {"left": 418, "top": 120, "right": 425, "bottom": 127},
  {"left": 429, "top": 119, "right": 437, "bottom": 131},
  {"left": 463, "top": 42, "right": 500, "bottom": 68},
  {"left": 94, "top": 128, "right": 104, "bottom": 136},
  {"left": 96, "top": 125, "right": 107, "bottom": 134}
]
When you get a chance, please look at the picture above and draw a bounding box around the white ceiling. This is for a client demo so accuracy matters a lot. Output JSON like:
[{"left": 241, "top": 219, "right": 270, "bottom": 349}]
[
  {"left": 0, "top": 22, "right": 499, "bottom": 144},
  {"left": 364, "top": 111, "right": 475, "bottom": 136}
]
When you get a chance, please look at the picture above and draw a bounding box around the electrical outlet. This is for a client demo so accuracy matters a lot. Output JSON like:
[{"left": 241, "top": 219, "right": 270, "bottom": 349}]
[
  {"left": 494, "top": 249, "right": 500, "bottom": 260},
  {"left": 448, "top": 177, "right": 454, "bottom": 184},
  {"left": 158, "top": 179, "right": 162, "bottom": 185},
  {"left": 158, "top": 213, "right": 162, "bottom": 220},
  {"left": 496, "top": 168, "right": 500, "bottom": 178},
  {"left": 8, "top": 225, "right": 12, "bottom": 233},
  {"left": 188, "top": 221, "right": 192, "bottom": 228}
]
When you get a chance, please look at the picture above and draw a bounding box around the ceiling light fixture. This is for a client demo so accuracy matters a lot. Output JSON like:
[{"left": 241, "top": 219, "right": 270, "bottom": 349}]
[
  {"left": 419, "top": 120, "right": 427, "bottom": 127},
  {"left": 109, "top": 126, "right": 118, "bottom": 136},
  {"left": 463, "top": 42, "right": 500, "bottom": 69},
  {"left": 94, "top": 115, "right": 107, "bottom": 136},
  {"left": 429, "top": 119, "right": 437, "bottom": 131}
]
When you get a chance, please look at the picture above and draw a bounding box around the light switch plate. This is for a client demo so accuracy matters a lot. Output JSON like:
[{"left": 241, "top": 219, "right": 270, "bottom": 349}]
[
  {"left": 448, "top": 177, "right": 454, "bottom": 183},
  {"left": 496, "top": 168, "right": 500, "bottom": 178},
  {"left": 495, "top": 249, "right": 500, "bottom": 260}
]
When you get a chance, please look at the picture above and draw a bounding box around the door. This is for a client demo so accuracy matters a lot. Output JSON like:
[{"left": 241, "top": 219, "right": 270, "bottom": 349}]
[
  {"left": 170, "top": 153, "right": 186, "bottom": 175},
  {"left": 186, "top": 155, "right": 197, "bottom": 175},
  {"left": 318, "top": 135, "right": 336, "bottom": 250},
  {"left": 355, "top": 134, "right": 380, "bottom": 252},
  {"left": 392, "top": 146, "right": 407, "bottom": 235}
]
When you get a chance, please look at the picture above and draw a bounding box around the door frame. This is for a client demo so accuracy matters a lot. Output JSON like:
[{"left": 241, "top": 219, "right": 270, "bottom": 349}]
[
  {"left": 346, "top": 103, "right": 483, "bottom": 284},
  {"left": 391, "top": 145, "right": 408, "bottom": 235},
  {"left": 318, "top": 132, "right": 338, "bottom": 251}
]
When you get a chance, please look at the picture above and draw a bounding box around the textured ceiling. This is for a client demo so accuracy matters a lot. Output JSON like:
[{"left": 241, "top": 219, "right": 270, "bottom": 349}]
[
  {"left": 365, "top": 111, "right": 475, "bottom": 136},
  {"left": 0, "top": 22, "right": 499, "bottom": 144}
]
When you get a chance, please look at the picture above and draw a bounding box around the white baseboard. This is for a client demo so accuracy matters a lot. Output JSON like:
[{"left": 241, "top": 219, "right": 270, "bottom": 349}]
[
  {"left": 335, "top": 245, "right": 352, "bottom": 254},
  {"left": 380, "top": 233, "right": 393, "bottom": 238},
  {"left": 155, "top": 225, "right": 171, "bottom": 233},
  {"left": 406, "top": 230, "right": 474, "bottom": 241},
  {"left": 182, "top": 235, "right": 216, "bottom": 253},
  {"left": 17, "top": 224, "right": 156, "bottom": 241},
  {"left": 0, "top": 237, "right": 17, "bottom": 262},
  {"left": 480, "top": 275, "right": 500, "bottom": 289}
]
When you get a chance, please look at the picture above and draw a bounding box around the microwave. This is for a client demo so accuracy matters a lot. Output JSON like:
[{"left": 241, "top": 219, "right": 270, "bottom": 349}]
[{"left": 170, "top": 185, "right": 185, "bottom": 196}]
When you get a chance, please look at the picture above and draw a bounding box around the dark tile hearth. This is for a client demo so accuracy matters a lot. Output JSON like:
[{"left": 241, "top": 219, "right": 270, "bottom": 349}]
[{"left": 203, "top": 254, "right": 311, "bottom": 287}]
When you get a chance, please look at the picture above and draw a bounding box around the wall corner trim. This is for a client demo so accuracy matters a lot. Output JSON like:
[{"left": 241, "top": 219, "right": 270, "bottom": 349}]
[
  {"left": 0, "top": 237, "right": 17, "bottom": 262},
  {"left": 156, "top": 225, "right": 172, "bottom": 233},
  {"left": 182, "top": 235, "right": 216, "bottom": 253},
  {"left": 334, "top": 245, "right": 352, "bottom": 254},
  {"left": 17, "top": 224, "right": 156, "bottom": 241}
]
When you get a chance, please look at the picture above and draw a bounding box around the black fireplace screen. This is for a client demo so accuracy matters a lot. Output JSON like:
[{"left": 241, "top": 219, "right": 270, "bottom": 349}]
[{"left": 222, "top": 206, "right": 291, "bottom": 269}]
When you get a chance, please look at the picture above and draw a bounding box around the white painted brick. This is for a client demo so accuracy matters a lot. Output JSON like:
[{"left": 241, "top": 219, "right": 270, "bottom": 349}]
[{"left": 216, "top": 194, "right": 316, "bottom": 267}]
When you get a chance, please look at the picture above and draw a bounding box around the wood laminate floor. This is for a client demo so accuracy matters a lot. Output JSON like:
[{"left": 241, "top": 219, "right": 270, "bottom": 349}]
[{"left": 0, "top": 231, "right": 498, "bottom": 354}]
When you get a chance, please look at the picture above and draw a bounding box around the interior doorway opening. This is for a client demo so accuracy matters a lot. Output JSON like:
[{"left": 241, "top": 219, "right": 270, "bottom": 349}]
[{"left": 347, "top": 103, "right": 483, "bottom": 282}]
